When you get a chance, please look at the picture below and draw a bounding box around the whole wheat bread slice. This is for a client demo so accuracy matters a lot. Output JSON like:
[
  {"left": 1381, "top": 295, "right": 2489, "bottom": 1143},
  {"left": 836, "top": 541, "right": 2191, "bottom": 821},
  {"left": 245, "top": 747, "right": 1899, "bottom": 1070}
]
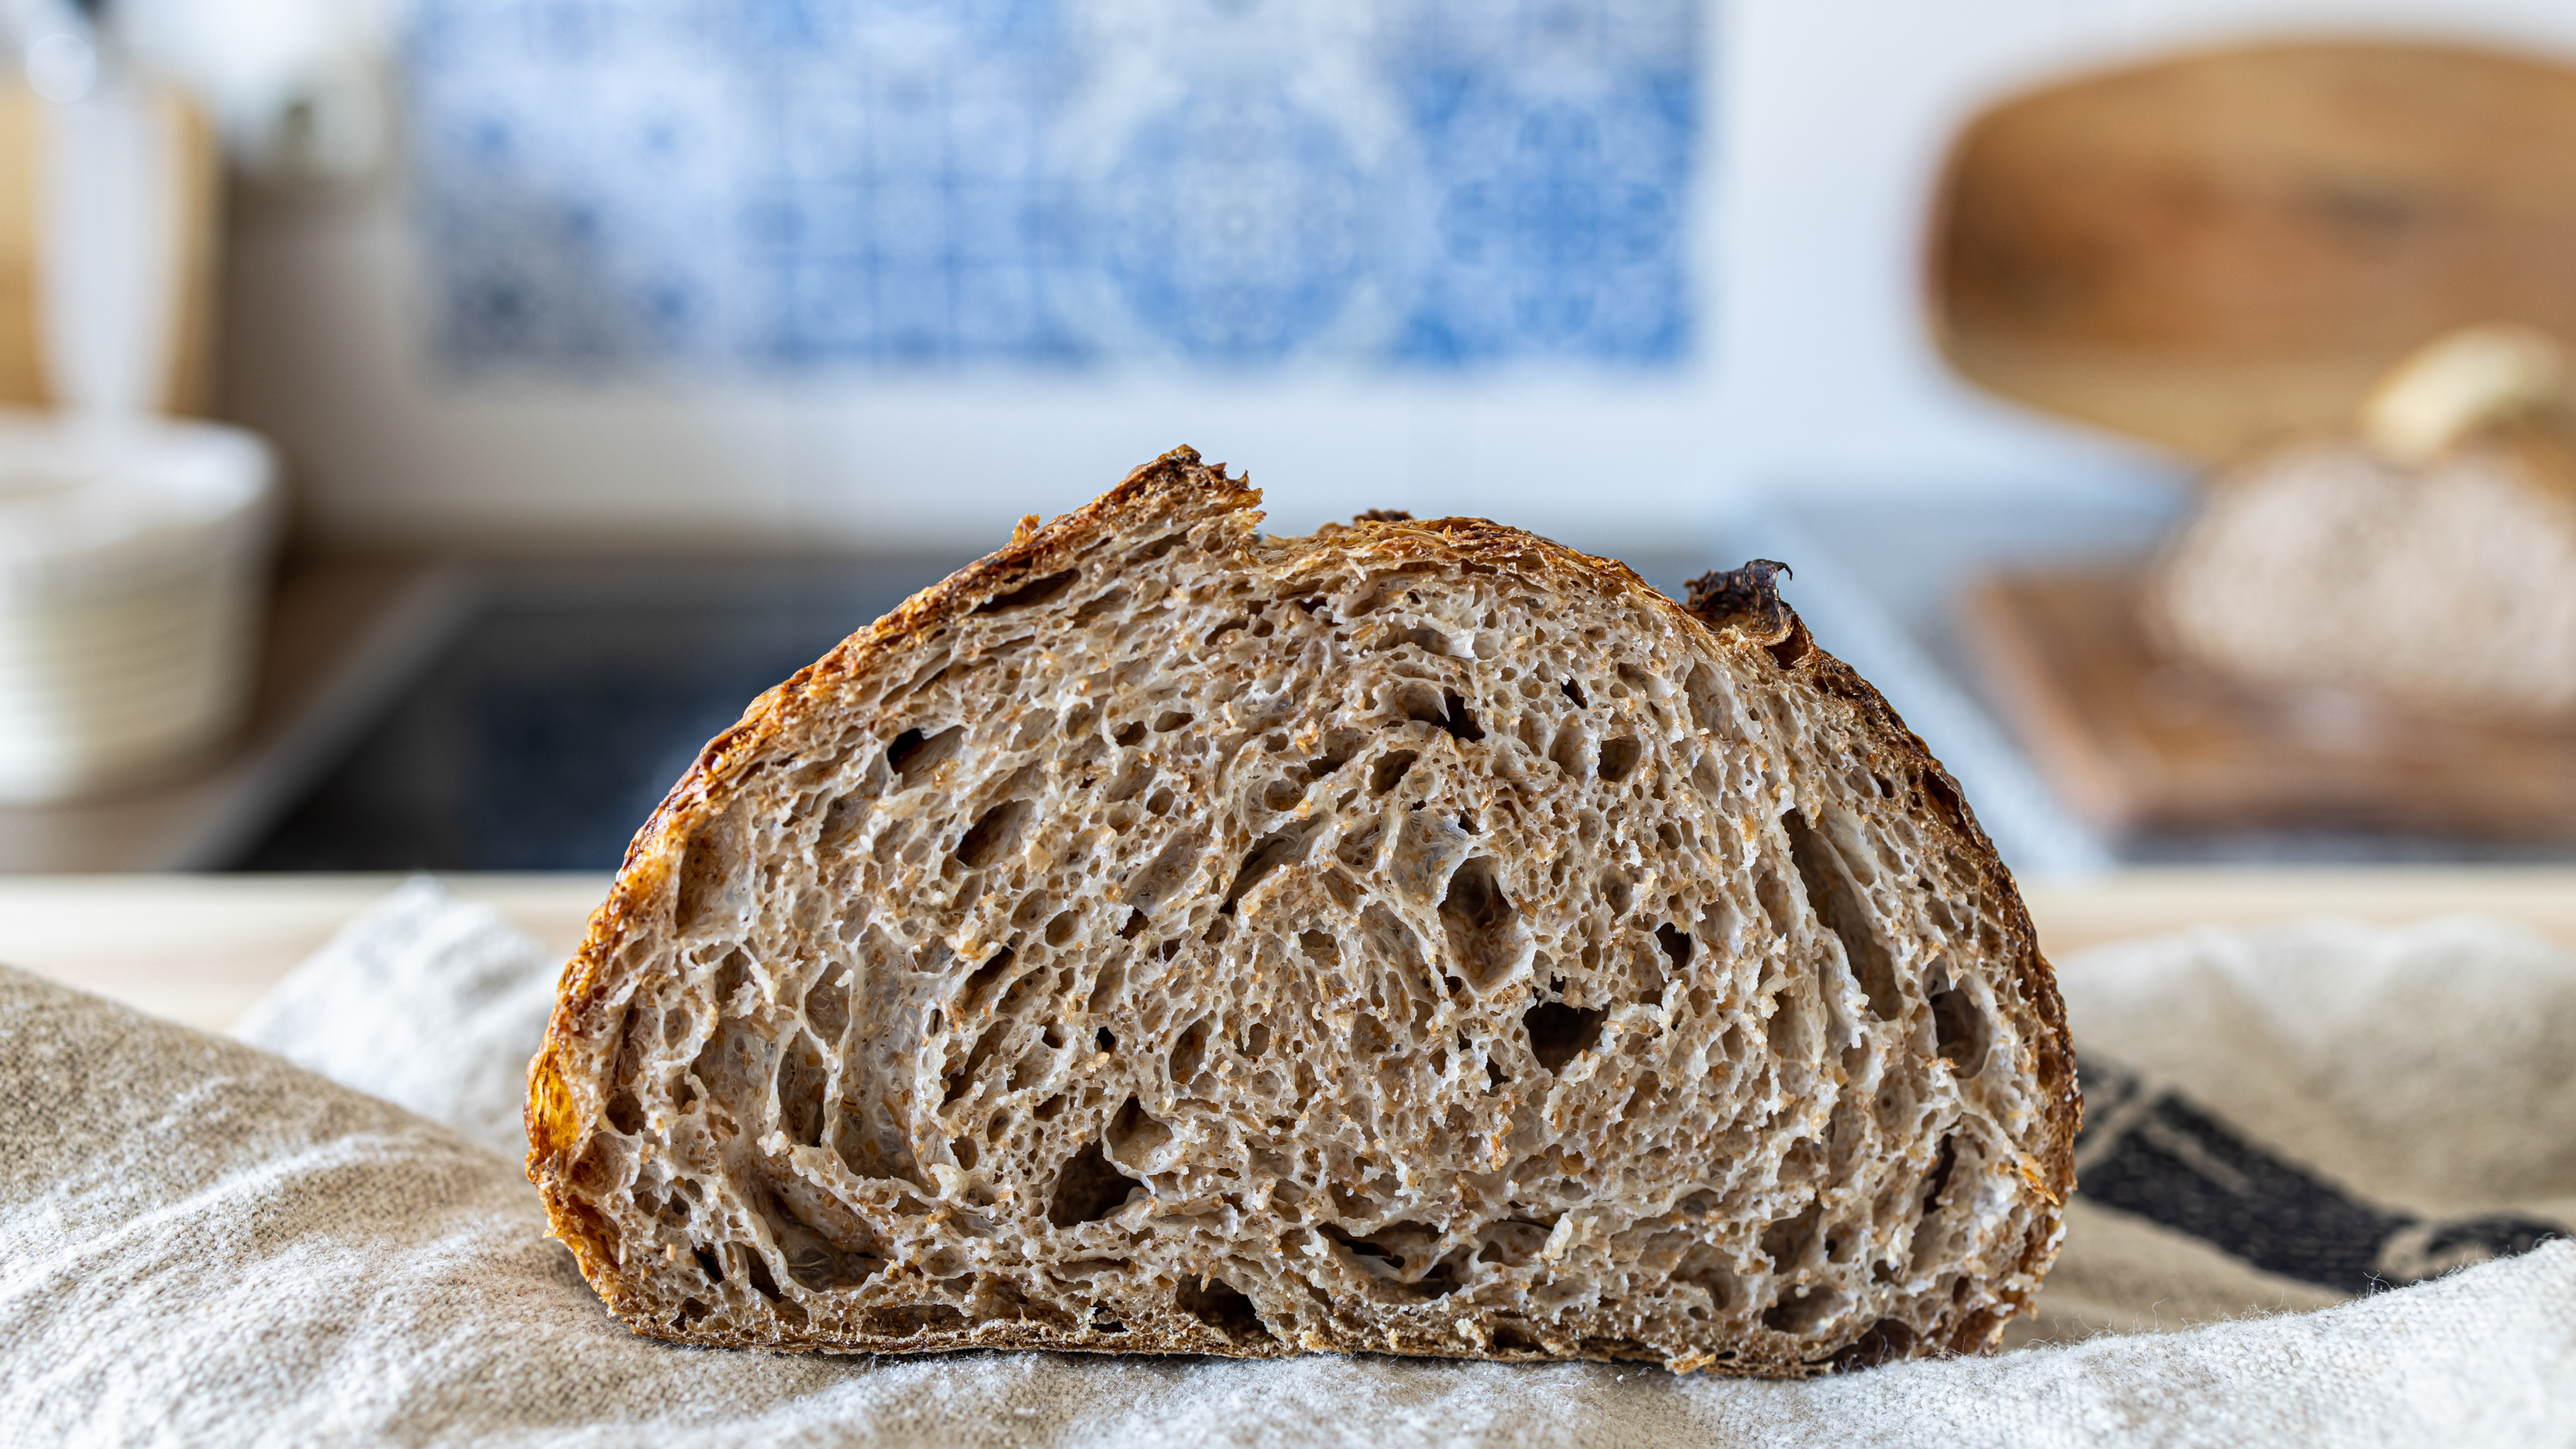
[{"left": 526, "top": 447, "right": 2076, "bottom": 1376}]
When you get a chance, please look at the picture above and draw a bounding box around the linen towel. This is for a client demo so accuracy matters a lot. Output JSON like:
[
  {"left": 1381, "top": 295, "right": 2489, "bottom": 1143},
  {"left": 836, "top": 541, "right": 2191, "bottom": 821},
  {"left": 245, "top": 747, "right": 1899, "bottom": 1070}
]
[{"left": 3, "top": 880, "right": 2572, "bottom": 1445}]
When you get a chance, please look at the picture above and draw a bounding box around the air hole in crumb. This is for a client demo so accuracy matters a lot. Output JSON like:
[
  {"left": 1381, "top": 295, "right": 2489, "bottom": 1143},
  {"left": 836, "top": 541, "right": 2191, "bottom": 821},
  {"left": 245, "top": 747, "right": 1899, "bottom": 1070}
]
[
  {"left": 743, "top": 1249, "right": 788, "bottom": 1304},
  {"left": 869, "top": 1304, "right": 967, "bottom": 1336},
  {"left": 1119, "top": 909, "right": 1147, "bottom": 939},
  {"left": 1048, "top": 1142, "right": 1141, "bottom": 1227},
  {"left": 1561, "top": 679, "right": 1587, "bottom": 707},
  {"left": 804, "top": 968, "right": 850, "bottom": 1039},
  {"left": 1548, "top": 724, "right": 1588, "bottom": 777},
  {"left": 1242, "top": 1022, "right": 1271, "bottom": 1057},
  {"left": 1153, "top": 709, "right": 1194, "bottom": 732},
  {"left": 1176, "top": 1276, "right": 1273, "bottom": 1342},
  {"left": 1524, "top": 1001, "right": 1606, "bottom": 1071},
  {"left": 693, "top": 1245, "right": 728, "bottom": 1285},
  {"left": 1485, "top": 1058, "right": 1506, "bottom": 1092},
  {"left": 777, "top": 1044, "right": 828, "bottom": 1147},
  {"left": 1222, "top": 823, "right": 1321, "bottom": 914},
  {"left": 1754, "top": 865, "right": 1795, "bottom": 935},
  {"left": 1107, "top": 1095, "right": 1173, "bottom": 1163},
  {"left": 943, "top": 1027, "right": 1005, "bottom": 1106},
  {"left": 1306, "top": 728, "right": 1363, "bottom": 776},
  {"left": 1319, "top": 1222, "right": 1395, "bottom": 1263},
  {"left": 1923, "top": 1135, "right": 1959, "bottom": 1211},
  {"left": 1762, "top": 1285, "right": 1844, "bottom": 1336},
  {"left": 1762, "top": 1200, "right": 1822, "bottom": 1270},
  {"left": 1929, "top": 971, "right": 1990, "bottom": 1077},
  {"left": 1095, "top": 1026, "right": 1116, "bottom": 1051},
  {"left": 1597, "top": 735, "right": 1642, "bottom": 782},
  {"left": 1438, "top": 856, "right": 1519, "bottom": 989},
  {"left": 1145, "top": 788, "right": 1176, "bottom": 815},
  {"left": 1832, "top": 1318, "right": 1918, "bottom": 1371},
  {"left": 887, "top": 725, "right": 966, "bottom": 787},
  {"left": 1656, "top": 923, "right": 1693, "bottom": 971},
  {"left": 960, "top": 947, "right": 1017, "bottom": 1011},
  {"left": 1370, "top": 750, "right": 1419, "bottom": 795},
  {"left": 1783, "top": 807, "right": 1901, "bottom": 1018},
  {"left": 975, "top": 568, "right": 1079, "bottom": 613},
  {"left": 1477, "top": 1221, "right": 1552, "bottom": 1266},
  {"left": 1352, "top": 1013, "right": 1389, "bottom": 1056},
  {"left": 1090, "top": 1307, "right": 1127, "bottom": 1333},
  {"left": 1045, "top": 911, "right": 1079, "bottom": 947},
  {"left": 1263, "top": 777, "right": 1307, "bottom": 811},
  {"left": 955, "top": 799, "right": 1034, "bottom": 868},
  {"left": 1439, "top": 691, "right": 1485, "bottom": 741},
  {"left": 605, "top": 1088, "right": 645, "bottom": 1135},
  {"left": 1335, "top": 819, "right": 1385, "bottom": 869},
  {"left": 1170, "top": 1019, "right": 1211, "bottom": 1083},
  {"left": 672, "top": 827, "right": 745, "bottom": 935},
  {"left": 1491, "top": 1324, "right": 1542, "bottom": 1353},
  {"left": 819, "top": 794, "right": 866, "bottom": 843},
  {"left": 1073, "top": 588, "right": 1131, "bottom": 624},
  {"left": 1113, "top": 721, "right": 1147, "bottom": 746}
]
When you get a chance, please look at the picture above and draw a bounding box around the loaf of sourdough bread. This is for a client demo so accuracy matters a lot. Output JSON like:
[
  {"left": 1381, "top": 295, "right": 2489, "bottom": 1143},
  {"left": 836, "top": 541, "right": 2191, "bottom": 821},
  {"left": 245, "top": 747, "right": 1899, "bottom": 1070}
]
[
  {"left": 2147, "top": 437, "right": 2576, "bottom": 722},
  {"left": 2147, "top": 325, "right": 2576, "bottom": 723},
  {"left": 526, "top": 448, "right": 2077, "bottom": 1376}
]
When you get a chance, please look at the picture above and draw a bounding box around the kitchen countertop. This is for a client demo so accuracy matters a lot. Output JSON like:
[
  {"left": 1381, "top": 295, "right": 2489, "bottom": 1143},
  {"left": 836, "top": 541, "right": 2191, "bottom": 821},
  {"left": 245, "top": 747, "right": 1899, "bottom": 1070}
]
[{"left": 7, "top": 868, "right": 2575, "bottom": 1033}]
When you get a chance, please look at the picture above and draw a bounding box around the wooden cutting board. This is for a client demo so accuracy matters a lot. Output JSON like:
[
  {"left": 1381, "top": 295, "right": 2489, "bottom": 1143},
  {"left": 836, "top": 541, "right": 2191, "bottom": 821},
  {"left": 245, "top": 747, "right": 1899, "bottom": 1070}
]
[
  {"left": 1957, "top": 567, "right": 2576, "bottom": 840},
  {"left": 1929, "top": 40, "right": 2576, "bottom": 460}
]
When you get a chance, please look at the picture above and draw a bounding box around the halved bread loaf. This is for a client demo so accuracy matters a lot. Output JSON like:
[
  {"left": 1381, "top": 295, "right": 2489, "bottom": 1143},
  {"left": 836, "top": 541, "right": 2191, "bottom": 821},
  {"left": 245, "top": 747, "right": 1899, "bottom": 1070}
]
[
  {"left": 526, "top": 447, "right": 2077, "bottom": 1376},
  {"left": 2146, "top": 438, "right": 2576, "bottom": 723}
]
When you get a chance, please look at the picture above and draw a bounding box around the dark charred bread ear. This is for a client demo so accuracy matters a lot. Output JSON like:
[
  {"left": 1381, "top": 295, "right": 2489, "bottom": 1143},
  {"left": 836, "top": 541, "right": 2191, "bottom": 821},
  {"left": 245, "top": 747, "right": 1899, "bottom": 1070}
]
[
  {"left": 1352, "top": 508, "right": 1415, "bottom": 523},
  {"left": 1686, "top": 560, "right": 1814, "bottom": 668}
]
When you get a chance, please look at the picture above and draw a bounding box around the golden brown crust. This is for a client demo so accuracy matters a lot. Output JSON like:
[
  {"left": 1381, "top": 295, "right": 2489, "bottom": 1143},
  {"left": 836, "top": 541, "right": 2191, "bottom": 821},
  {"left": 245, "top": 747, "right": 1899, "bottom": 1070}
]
[{"left": 527, "top": 447, "right": 2077, "bottom": 1371}]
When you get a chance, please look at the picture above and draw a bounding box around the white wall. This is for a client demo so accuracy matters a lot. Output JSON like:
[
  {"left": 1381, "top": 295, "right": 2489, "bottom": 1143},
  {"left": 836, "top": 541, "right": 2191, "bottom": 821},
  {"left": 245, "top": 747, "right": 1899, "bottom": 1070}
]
[{"left": 208, "top": 0, "right": 2576, "bottom": 556}]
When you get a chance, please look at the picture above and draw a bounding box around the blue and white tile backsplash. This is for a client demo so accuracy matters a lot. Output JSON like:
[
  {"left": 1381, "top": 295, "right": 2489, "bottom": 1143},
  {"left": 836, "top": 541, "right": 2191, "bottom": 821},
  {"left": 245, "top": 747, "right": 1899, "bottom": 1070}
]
[{"left": 407, "top": 0, "right": 1702, "bottom": 373}]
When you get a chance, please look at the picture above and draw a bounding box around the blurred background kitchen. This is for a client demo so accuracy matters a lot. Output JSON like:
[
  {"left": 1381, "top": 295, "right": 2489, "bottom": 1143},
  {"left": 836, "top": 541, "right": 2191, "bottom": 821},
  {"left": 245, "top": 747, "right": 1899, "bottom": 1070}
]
[{"left": 6, "top": 0, "right": 2576, "bottom": 916}]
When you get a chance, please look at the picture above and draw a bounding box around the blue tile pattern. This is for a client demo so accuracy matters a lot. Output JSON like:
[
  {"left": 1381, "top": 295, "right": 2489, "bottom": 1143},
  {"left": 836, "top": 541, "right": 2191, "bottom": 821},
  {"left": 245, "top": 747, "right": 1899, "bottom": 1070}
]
[{"left": 407, "top": 0, "right": 1703, "bottom": 372}]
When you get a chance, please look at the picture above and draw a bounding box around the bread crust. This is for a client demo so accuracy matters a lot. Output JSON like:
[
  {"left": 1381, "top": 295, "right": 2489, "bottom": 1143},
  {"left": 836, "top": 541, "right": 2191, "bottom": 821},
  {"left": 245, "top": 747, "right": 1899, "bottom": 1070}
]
[{"left": 528, "top": 447, "right": 2077, "bottom": 1373}]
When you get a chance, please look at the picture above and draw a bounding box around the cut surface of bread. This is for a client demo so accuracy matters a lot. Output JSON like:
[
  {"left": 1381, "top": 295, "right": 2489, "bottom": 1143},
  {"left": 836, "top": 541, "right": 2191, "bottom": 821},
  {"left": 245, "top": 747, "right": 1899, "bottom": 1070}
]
[{"left": 527, "top": 448, "right": 2076, "bottom": 1376}]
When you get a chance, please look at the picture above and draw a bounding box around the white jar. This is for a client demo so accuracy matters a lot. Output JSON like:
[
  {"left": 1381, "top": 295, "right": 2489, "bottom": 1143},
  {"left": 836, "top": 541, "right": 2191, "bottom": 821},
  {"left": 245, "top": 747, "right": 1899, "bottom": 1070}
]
[{"left": 0, "top": 412, "right": 277, "bottom": 801}]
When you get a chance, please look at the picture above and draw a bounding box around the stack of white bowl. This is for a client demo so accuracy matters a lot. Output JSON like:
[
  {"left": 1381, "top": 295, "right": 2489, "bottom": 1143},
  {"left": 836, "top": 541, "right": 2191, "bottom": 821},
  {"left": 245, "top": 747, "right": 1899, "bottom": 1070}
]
[{"left": 0, "top": 413, "right": 276, "bottom": 801}]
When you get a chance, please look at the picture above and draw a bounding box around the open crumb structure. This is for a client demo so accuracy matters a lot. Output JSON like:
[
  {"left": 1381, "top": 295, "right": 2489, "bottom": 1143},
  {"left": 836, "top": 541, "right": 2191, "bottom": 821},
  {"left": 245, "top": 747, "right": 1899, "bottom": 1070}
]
[{"left": 527, "top": 448, "right": 2077, "bottom": 1376}]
